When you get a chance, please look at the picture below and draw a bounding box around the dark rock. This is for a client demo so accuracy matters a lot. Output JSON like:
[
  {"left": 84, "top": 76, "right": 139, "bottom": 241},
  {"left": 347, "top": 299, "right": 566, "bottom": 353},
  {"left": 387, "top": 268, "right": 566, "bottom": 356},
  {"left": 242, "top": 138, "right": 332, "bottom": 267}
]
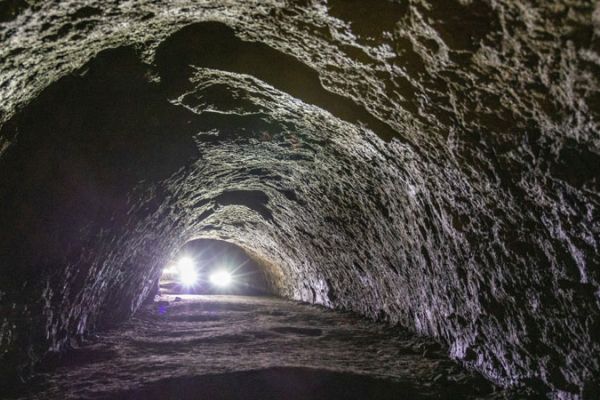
[{"left": 0, "top": 1, "right": 598, "bottom": 398}]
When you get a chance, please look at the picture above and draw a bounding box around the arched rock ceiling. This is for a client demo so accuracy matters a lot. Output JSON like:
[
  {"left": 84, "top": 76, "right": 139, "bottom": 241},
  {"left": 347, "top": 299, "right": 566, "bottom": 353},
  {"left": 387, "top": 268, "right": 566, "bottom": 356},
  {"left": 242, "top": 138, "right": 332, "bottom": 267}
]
[{"left": 0, "top": 1, "right": 599, "bottom": 398}]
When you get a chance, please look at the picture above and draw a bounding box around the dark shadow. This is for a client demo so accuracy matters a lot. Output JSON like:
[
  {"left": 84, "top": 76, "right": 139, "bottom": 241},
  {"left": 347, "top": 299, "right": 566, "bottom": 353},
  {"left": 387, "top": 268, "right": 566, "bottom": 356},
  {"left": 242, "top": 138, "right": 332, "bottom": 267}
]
[
  {"left": 0, "top": 46, "right": 202, "bottom": 273},
  {"left": 38, "top": 346, "right": 118, "bottom": 370},
  {"left": 270, "top": 326, "right": 323, "bottom": 337},
  {"left": 0, "top": 0, "right": 30, "bottom": 22},
  {"left": 550, "top": 138, "right": 600, "bottom": 191},
  {"left": 0, "top": 46, "right": 206, "bottom": 381},
  {"left": 155, "top": 21, "right": 402, "bottom": 142},
  {"left": 214, "top": 189, "right": 273, "bottom": 221},
  {"left": 103, "top": 367, "right": 436, "bottom": 400},
  {"left": 416, "top": 0, "right": 498, "bottom": 53},
  {"left": 328, "top": 0, "right": 409, "bottom": 41}
]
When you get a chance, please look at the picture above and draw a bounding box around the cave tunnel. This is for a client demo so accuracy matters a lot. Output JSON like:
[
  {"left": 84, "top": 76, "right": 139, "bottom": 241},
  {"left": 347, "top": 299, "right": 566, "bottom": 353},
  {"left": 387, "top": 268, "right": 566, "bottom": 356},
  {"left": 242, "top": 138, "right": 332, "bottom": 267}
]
[
  {"left": 160, "top": 239, "right": 272, "bottom": 296},
  {"left": 0, "top": 1, "right": 599, "bottom": 399}
]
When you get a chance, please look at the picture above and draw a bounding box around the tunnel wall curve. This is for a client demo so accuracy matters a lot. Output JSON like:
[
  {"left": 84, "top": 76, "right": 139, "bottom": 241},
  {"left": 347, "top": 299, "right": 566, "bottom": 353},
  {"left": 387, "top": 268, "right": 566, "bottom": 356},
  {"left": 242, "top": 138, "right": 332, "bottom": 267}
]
[{"left": 0, "top": 1, "right": 599, "bottom": 398}]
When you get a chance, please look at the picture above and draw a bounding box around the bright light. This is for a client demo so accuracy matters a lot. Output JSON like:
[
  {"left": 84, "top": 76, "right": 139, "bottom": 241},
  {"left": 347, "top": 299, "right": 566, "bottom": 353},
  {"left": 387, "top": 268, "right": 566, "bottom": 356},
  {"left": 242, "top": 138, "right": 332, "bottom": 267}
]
[
  {"left": 177, "top": 257, "right": 198, "bottom": 286},
  {"left": 209, "top": 270, "right": 232, "bottom": 287},
  {"left": 177, "top": 257, "right": 194, "bottom": 272},
  {"left": 179, "top": 268, "right": 198, "bottom": 286},
  {"left": 162, "top": 265, "right": 177, "bottom": 275}
]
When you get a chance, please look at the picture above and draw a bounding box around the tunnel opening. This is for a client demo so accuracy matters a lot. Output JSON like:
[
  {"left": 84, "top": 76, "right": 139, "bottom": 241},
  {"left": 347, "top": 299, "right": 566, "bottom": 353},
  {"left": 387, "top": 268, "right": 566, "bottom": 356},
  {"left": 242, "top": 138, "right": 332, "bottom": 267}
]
[
  {"left": 0, "top": 2, "right": 599, "bottom": 399},
  {"left": 159, "top": 239, "right": 272, "bottom": 297}
]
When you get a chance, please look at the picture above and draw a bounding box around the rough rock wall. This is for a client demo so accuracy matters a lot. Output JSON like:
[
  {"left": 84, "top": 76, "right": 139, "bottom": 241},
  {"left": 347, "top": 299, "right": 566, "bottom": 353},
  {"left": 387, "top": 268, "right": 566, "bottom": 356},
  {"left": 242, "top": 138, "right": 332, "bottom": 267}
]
[{"left": 0, "top": 1, "right": 599, "bottom": 398}]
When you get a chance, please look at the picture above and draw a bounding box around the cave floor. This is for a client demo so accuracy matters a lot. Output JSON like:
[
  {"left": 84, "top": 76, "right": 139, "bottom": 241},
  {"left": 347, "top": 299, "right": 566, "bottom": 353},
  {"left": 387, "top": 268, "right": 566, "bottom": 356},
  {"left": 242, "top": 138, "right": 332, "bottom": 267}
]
[{"left": 13, "top": 295, "right": 524, "bottom": 400}]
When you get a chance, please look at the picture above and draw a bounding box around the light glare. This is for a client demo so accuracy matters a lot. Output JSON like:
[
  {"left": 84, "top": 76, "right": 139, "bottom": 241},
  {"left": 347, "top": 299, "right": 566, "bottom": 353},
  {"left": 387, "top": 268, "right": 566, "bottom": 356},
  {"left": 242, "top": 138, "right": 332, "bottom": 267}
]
[
  {"left": 177, "top": 257, "right": 198, "bottom": 286},
  {"left": 162, "top": 265, "right": 177, "bottom": 275},
  {"left": 210, "top": 270, "right": 232, "bottom": 287},
  {"left": 177, "top": 257, "right": 195, "bottom": 272}
]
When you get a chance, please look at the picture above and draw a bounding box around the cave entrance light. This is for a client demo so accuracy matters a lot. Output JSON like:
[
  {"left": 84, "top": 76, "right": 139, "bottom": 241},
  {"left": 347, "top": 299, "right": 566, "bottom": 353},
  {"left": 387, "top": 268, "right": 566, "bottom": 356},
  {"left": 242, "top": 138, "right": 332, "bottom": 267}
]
[
  {"left": 159, "top": 239, "right": 271, "bottom": 296},
  {"left": 177, "top": 256, "right": 199, "bottom": 287},
  {"left": 209, "top": 270, "right": 233, "bottom": 287}
]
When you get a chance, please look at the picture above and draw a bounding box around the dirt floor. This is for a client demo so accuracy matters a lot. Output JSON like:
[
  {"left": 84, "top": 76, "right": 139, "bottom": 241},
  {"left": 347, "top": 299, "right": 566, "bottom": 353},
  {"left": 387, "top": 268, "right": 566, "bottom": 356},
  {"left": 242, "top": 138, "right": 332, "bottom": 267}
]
[{"left": 8, "top": 292, "right": 534, "bottom": 399}]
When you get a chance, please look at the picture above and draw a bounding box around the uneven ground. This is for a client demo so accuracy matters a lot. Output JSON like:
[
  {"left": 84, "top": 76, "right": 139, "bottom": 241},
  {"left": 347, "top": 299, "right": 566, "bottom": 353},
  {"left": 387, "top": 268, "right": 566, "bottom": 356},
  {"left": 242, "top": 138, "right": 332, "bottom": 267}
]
[
  {"left": 1, "top": 1, "right": 599, "bottom": 398},
  {"left": 7, "top": 293, "right": 531, "bottom": 400}
]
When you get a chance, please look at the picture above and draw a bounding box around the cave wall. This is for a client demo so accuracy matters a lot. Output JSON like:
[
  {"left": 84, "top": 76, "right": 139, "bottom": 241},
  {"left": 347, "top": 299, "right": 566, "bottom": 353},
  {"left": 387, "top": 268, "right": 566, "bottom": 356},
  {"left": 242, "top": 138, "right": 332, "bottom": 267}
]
[{"left": 1, "top": 1, "right": 599, "bottom": 398}]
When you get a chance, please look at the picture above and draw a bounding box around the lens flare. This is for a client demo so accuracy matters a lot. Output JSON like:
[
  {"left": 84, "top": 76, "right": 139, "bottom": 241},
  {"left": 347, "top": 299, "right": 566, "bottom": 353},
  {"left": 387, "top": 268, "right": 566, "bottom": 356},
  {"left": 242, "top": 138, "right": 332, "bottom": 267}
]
[
  {"left": 209, "top": 270, "right": 232, "bottom": 287},
  {"left": 177, "top": 257, "right": 198, "bottom": 286},
  {"left": 162, "top": 264, "right": 178, "bottom": 275}
]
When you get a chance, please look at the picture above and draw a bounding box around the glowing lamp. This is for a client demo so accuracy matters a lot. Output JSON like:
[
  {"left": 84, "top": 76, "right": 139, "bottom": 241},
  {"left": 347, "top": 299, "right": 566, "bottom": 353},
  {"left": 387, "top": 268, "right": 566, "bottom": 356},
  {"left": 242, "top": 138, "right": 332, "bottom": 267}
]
[
  {"left": 209, "top": 270, "right": 232, "bottom": 287},
  {"left": 177, "top": 257, "right": 198, "bottom": 286}
]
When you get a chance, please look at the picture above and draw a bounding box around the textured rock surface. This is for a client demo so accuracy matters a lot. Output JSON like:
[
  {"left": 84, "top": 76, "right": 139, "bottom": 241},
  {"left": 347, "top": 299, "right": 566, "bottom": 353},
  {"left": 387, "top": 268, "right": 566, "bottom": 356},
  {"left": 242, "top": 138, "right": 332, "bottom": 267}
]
[
  {"left": 10, "top": 294, "right": 521, "bottom": 399},
  {"left": 0, "top": 1, "right": 599, "bottom": 398}
]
